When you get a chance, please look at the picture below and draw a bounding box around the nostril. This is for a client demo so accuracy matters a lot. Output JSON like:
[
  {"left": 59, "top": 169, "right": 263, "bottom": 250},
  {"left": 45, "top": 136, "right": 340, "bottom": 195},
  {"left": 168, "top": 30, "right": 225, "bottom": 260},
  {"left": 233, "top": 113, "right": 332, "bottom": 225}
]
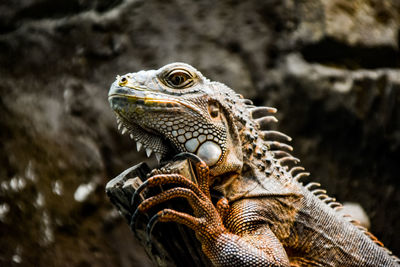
[{"left": 119, "top": 77, "right": 128, "bottom": 86}]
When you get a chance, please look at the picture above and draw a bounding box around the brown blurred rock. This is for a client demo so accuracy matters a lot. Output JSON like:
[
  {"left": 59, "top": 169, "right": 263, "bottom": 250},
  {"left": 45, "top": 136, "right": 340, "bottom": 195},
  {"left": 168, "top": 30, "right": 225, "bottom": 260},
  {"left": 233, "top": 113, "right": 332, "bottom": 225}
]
[{"left": 295, "top": 0, "right": 400, "bottom": 47}]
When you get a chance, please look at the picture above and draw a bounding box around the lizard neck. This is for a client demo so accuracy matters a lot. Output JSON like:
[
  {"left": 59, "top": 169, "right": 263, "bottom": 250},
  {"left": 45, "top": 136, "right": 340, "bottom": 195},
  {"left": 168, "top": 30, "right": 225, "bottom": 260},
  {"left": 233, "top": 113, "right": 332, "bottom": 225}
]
[
  {"left": 237, "top": 105, "right": 294, "bottom": 185},
  {"left": 243, "top": 133, "right": 293, "bottom": 184}
]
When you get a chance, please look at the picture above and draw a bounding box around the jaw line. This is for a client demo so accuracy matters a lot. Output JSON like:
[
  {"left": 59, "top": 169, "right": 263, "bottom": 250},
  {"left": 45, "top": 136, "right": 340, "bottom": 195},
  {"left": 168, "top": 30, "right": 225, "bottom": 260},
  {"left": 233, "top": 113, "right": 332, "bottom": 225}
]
[
  {"left": 108, "top": 93, "right": 202, "bottom": 114},
  {"left": 115, "top": 113, "right": 179, "bottom": 164}
]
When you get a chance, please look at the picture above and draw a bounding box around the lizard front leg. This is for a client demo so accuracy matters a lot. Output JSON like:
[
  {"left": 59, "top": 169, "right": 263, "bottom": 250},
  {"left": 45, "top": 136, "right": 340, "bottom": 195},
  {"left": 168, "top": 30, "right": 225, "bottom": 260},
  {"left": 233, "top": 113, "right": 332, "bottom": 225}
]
[{"left": 132, "top": 155, "right": 290, "bottom": 266}]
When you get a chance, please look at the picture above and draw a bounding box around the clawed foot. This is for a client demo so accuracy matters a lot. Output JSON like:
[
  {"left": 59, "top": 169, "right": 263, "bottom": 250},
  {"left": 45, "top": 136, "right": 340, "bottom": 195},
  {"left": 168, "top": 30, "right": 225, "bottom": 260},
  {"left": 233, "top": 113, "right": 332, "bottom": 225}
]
[{"left": 130, "top": 152, "right": 229, "bottom": 244}]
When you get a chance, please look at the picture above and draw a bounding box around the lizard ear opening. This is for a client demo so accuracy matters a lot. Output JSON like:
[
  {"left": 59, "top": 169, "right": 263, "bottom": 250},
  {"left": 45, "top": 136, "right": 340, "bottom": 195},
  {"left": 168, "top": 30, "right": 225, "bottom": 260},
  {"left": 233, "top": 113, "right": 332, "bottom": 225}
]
[{"left": 208, "top": 101, "right": 220, "bottom": 119}]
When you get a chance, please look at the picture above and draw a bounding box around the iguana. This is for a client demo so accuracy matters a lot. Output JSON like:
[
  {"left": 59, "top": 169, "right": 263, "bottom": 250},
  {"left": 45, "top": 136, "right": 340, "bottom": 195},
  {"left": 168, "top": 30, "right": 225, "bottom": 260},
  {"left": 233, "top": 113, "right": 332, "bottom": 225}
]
[{"left": 108, "top": 62, "right": 400, "bottom": 266}]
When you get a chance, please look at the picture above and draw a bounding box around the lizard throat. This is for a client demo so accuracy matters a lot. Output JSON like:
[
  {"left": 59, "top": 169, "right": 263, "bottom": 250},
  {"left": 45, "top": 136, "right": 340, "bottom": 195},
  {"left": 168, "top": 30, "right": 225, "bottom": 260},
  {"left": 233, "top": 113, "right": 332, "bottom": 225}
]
[
  {"left": 115, "top": 113, "right": 176, "bottom": 163},
  {"left": 114, "top": 112, "right": 224, "bottom": 167}
]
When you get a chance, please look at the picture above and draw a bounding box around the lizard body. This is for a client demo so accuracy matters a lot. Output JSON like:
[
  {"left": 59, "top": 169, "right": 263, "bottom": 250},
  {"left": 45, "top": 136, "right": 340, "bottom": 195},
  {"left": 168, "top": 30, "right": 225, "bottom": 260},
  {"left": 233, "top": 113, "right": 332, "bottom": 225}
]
[{"left": 108, "top": 62, "right": 399, "bottom": 266}]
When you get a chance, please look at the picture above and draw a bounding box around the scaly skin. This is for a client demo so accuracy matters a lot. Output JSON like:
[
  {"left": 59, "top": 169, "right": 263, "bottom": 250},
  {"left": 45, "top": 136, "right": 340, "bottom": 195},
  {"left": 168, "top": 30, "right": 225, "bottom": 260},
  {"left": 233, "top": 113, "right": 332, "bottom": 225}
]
[{"left": 108, "top": 62, "right": 399, "bottom": 266}]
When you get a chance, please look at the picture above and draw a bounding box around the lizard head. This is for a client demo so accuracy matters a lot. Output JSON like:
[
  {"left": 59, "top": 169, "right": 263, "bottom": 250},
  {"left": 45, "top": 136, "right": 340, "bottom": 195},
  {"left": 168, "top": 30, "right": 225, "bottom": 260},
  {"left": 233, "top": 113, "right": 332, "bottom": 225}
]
[{"left": 108, "top": 62, "right": 245, "bottom": 177}]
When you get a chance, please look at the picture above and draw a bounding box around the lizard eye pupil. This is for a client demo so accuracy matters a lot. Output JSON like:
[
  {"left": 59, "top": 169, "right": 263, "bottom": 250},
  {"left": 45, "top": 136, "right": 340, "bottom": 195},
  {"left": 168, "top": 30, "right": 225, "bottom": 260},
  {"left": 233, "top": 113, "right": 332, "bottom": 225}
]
[
  {"left": 165, "top": 70, "right": 193, "bottom": 88},
  {"left": 171, "top": 74, "right": 185, "bottom": 85}
]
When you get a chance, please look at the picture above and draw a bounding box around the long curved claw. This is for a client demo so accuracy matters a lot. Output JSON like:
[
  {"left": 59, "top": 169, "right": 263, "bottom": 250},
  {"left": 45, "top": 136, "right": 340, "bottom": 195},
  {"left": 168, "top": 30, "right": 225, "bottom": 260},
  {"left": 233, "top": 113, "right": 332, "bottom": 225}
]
[
  {"left": 173, "top": 152, "right": 204, "bottom": 165},
  {"left": 146, "top": 212, "right": 160, "bottom": 245},
  {"left": 131, "top": 180, "right": 149, "bottom": 208},
  {"left": 130, "top": 208, "right": 141, "bottom": 235}
]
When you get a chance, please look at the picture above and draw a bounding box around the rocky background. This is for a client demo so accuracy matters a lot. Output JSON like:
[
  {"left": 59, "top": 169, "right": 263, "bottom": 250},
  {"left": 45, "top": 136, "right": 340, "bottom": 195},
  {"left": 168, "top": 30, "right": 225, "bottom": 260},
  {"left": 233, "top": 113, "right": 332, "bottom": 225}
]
[{"left": 0, "top": 0, "right": 399, "bottom": 266}]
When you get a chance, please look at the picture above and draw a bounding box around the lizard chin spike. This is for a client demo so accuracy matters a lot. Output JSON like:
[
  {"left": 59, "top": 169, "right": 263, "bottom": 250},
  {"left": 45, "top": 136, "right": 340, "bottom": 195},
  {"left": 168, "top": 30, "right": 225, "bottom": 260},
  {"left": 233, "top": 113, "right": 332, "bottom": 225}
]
[
  {"left": 136, "top": 142, "right": 143, "bottom": 152},
  {"left": 155, "top": 153, "right": 162, "bottom": 164},
  {"left": 146, "top": 212, "right": 160, "bottom": 244},
  {"left": 146, "top": 148, "right": 153, "bottom": 157}
]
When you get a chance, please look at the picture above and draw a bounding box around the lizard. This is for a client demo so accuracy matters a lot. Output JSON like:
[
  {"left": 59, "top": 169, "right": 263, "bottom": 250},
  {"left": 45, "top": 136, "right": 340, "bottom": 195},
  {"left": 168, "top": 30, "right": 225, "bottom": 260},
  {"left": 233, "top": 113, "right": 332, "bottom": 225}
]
[{"left": 108, "top": 62, "right": 400, "bottom": 266}]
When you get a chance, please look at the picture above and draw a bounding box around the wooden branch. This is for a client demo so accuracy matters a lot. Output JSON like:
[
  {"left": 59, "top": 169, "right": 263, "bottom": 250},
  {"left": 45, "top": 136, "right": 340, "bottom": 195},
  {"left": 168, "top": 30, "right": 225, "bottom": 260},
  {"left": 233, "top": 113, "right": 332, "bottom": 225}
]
[{"left": 106, "top": 160, "right": 212, "bottom": 267}]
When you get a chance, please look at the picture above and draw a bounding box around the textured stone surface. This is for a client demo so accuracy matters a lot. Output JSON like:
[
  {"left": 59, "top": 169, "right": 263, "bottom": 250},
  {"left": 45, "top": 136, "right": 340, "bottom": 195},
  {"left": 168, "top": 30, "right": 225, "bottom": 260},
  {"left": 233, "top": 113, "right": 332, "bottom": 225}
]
[{"left": 0, "top": 0, "right": 399, "bottom": 265}]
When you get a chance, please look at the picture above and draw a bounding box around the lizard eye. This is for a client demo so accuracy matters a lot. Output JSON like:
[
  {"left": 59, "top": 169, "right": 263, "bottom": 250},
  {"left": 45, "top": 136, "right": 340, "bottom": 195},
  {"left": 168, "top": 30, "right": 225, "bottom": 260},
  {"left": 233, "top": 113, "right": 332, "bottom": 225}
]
[{"left": 165, "top": 70, "right": 194, "bottom": 89}]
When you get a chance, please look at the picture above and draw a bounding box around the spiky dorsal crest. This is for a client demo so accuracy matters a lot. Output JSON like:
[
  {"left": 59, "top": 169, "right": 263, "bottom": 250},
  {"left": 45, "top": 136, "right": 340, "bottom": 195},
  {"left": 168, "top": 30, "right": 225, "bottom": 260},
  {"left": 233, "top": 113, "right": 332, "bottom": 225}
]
[
  {"left": 245, "top": 100, "right": 302, "bottom": 171},
  {"left": 241, "top": 100, "right": 400, "bottom": 261}
]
